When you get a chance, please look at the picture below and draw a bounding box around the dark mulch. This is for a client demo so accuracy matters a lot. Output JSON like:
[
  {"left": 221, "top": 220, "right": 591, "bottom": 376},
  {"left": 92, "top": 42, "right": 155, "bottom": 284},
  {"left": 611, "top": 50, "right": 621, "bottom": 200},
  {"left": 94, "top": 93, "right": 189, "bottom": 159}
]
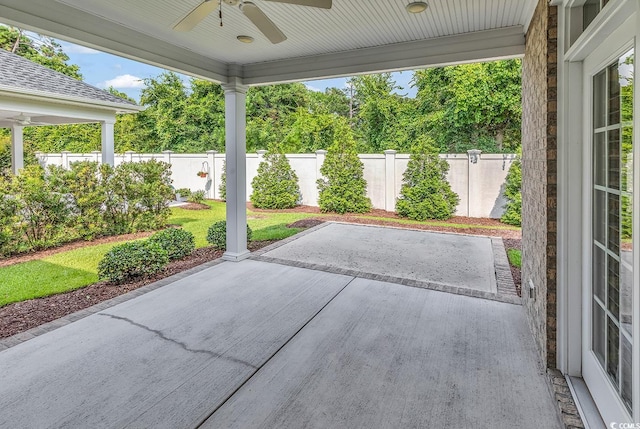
[
  {"left": 287, "top": 219, "right": 325, "bottom": 229},
  {"left": 0, "top": 209, "right": 524, "bottom": 340},
  {"left": 0, "top": 232, "right": 155, "bottom": 268},
  {"left": 502, "top": 238, "right": 522, "bottom": 296},
  {"left": 0, "top": 241, "right": 273, "bottom": 340},
  {"left": 248, "top": 203, "right": 521, "bottom": 239},
  {"left": 179, "top": 202, "right": 210, "bottom": 210}
]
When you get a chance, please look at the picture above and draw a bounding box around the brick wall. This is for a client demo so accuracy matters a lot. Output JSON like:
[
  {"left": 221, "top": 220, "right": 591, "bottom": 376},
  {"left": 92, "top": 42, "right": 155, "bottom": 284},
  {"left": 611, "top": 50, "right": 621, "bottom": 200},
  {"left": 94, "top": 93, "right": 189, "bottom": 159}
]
[{"left": 521, "top": 0, "right": 557, "bottom": 368}]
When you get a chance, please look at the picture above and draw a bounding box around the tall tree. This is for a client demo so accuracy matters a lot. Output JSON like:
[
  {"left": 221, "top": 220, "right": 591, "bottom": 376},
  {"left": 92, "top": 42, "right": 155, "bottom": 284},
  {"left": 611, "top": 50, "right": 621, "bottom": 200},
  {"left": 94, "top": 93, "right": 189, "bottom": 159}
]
[
  {"left": 0, "top": 25, "right": 82, "bottom": 79},
  {"left": 413, "top": 59, "right": 522, "bottom": 153},
  {"left": 349, "top": 74, "right": 417, "bottom": 152}
]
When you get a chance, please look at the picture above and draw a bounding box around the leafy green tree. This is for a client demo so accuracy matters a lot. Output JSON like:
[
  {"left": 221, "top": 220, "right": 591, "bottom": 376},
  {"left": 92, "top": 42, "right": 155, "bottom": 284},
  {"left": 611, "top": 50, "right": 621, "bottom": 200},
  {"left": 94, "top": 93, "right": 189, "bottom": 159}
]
[
  {"left": 138, "top": 72, "right": 189, "bottom": 152},
  {"left": 309, "top": 87, "right": 350, "bottom": 117},
  {"left": 414, "top": 59, "right": 522, "bottom": 153},
  {"left": 349, "top": 74, "right": 416, "bottom": 152},
  {"left": 283, "top": 110, "right": 344, "bottom": 153},
  {"left": 317, "top": 118, "right": 371, "bottom": 213},
  {"left": 250, "top": 150, "right": 300, "bottom": 209},
  {"left": 246, "top": 83, "right": 309, "bottom": 151},
  {"left": 0, "top": 25, "right": 82, "bottom": 79},
  {"left": 395, "top": 138, "right": 459, "bottom": 220}
]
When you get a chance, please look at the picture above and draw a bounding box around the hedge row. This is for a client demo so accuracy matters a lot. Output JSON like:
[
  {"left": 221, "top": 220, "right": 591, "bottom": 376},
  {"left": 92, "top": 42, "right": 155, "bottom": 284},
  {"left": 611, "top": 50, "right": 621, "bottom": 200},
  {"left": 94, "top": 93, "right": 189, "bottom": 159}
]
[
  {"left": 0, "top": 160, "right": 174, "bottom": 256},
  {"left": 98, "top": 227, "right": 195, "bottom": 284}
]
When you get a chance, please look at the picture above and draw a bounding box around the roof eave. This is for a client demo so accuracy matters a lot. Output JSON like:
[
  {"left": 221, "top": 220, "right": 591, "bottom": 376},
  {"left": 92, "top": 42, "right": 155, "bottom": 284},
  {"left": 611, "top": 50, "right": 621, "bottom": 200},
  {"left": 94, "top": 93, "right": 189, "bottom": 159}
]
[{"left": 0, "top": 85, "right": 145, "bottom": 113}]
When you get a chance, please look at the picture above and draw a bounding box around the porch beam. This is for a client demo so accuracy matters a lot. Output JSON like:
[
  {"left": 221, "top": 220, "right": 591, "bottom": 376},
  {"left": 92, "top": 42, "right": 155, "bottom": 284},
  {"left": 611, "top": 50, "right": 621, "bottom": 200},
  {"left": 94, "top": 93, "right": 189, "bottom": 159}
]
[
  {"left": 10, "top": 124, "right": 23, "bottom": 175},
  {"left": 221, "top": 78, "right": 250, "bottom": 262},
  {"left": 242, "top": 26, "right": 525, "bottom": 86}
]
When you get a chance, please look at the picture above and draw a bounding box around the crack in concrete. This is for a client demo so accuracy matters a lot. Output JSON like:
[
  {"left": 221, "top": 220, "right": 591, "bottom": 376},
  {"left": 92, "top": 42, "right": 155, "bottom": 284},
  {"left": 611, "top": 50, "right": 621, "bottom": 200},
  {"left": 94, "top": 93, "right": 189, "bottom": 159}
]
[{"left": 98, "top": 313, "right": 257, "bottom": 369}]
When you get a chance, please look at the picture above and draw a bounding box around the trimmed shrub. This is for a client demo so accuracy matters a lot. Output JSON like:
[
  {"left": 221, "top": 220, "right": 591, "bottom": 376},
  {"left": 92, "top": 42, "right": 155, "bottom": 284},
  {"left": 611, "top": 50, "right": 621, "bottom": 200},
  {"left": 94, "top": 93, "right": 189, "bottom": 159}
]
[
  {"left": 131, "top": 160, "right": 174, "bottom": 230},
  {"left": 175, "top": 188, "right": 191, "bottom": 199},
  {"left": 501, "top": 157, "right": 522, "bottom": 226},
  {"left": 317, "top": 119, "right": 371, "bottom": 214},
  {"left": 148, "top": 227, "right": 195, "bottom": 260},
  {"left": 206, "top": 220, "right": 253, "bottom": 250},
  {"left": 396, "top": 139, "right": 459, "bottom": 221},
  {"left": 0, "top": 177, "right": 20, "bottom": 255},
  {"left": 98, "top": 240, "right": 169, "bottom": 284},
  {"left": 188, "top": 190, "right": 206, "bottom": 204},
  {"left": 12, "top": 164, "right": 73, "bottom": 249},
  {"left": 251, "top": 152, "right": 301, "bottom": 209},
  {"left": 65, "top": 161, "right": 107, "bottom": 239}
]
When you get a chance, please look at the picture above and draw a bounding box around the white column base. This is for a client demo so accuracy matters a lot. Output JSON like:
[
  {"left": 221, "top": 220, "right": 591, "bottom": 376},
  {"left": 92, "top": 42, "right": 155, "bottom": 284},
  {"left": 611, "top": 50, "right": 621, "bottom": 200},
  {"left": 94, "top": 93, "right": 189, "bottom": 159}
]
[{"left": 222, "top": 250, "right": 251, "bottom": 262}]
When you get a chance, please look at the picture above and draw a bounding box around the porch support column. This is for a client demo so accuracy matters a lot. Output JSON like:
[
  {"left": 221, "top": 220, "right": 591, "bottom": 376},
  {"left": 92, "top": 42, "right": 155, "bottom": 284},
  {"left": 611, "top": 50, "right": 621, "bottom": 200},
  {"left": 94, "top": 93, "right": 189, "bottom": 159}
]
[
  {"left": 101, "top": 119, "right": 115, "bottom": 166},
  {"left": 10, "top": 124, "right": 24, "bottom": 175},
  {"left": 222, "top": 78, "right": 250, "bottom": 261}
]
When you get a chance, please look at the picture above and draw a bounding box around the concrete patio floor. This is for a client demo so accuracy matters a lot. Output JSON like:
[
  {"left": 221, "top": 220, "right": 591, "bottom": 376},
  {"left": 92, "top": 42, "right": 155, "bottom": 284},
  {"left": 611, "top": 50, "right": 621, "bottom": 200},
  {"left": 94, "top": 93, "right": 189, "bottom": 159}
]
[{"left": 0, "top": 225, "right": 559, "bottom": 428}]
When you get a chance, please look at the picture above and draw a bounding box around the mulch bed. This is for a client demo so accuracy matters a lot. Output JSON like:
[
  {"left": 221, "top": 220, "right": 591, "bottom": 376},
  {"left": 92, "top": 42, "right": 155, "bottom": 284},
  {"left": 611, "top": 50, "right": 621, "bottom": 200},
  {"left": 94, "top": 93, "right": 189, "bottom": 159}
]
[
  {"left": 1, "top": 209, "right": 523, "bottom": 340},
  {"left": 251, "top": 203, "right": 522, "bottom": 239},
  {"left": 178, "top": 202, "right": 211, "bottom": 210},
  {"left": 0, "top": 232, "right": 155, "bottom": 268},
  {"left": 503, "top": 238, "right": 522, "bottom": 296}
]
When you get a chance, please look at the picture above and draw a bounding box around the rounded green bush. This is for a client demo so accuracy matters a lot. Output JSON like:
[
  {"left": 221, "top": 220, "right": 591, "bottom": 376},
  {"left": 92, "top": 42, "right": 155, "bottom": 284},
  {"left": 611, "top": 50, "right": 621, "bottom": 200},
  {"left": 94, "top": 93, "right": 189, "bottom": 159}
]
[
  {"left": 98, "top": 240, "right": 169, "bottom": 284},
  {"left": 148, "top": 227, "right": 195, "bottom": 260},
  {"left": 206, "top": 220, "right": 253, "bottom": 250}
]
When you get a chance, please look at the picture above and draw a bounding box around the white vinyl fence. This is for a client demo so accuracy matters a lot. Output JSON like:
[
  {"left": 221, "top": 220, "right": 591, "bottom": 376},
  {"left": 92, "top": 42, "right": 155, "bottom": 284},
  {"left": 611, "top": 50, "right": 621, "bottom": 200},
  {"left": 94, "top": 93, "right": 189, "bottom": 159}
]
[{"left": 36, "top": 150, "right": 517, "bottom": 218}]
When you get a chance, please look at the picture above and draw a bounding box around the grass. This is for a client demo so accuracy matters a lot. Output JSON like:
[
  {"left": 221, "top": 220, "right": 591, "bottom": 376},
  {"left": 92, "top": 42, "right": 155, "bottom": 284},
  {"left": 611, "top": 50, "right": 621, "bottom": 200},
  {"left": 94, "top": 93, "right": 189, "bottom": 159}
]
[
  {"left": 507, "top": 248, "right": 522, "bottom": 268},
  {"left": 0, "top": 201, "right": 520, "bottom": 307},
  {"left": 0, "top": 201, "right": 312, "bottom": 307}
]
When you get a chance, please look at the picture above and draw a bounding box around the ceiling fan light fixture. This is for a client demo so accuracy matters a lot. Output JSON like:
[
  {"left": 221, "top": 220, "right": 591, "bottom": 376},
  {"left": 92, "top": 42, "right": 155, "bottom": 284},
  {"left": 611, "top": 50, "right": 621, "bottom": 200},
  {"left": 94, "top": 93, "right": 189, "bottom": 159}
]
[
  {"left": 237, "top": 35, "right": 254, "bottom": 43},
  {"left": 406, "top": 1, "right": 428, "bottom": 13}
]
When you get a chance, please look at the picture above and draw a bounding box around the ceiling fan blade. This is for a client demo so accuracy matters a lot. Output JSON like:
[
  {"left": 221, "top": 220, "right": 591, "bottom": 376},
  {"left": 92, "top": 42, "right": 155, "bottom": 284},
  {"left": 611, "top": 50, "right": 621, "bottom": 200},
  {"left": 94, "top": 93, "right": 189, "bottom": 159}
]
[
  {"left": 240, "top": 2, "right": 287, "bottom": 44},
  {"left": 263, "top": 0, "right": 332, "bottom": 9},
  {"left": 173, "top": 0, "right": 218, "bottom": 31}
]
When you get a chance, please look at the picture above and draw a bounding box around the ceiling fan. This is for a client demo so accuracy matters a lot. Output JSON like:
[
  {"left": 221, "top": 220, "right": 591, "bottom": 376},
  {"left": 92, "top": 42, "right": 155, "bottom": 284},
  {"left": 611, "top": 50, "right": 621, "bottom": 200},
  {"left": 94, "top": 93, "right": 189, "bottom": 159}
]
[
  {"left": 172, "top": 0, "right": 332, "bottom": 44},
  {"left": 8, "top": 114, "right": 46, "bottom": 126}
]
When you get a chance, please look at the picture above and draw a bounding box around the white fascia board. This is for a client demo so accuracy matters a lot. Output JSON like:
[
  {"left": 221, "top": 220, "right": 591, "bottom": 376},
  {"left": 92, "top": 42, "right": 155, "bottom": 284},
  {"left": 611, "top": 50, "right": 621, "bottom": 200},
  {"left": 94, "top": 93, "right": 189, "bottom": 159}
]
[
  {"left": 242, "top": 27, "right": 525, "bottom": 86},
  {"left": 0, "top": 87, "right": 144, "bottom": 113},
  {"left": 0, "top": 93, "right": 119, "bottom": 122},
  {"left": 0, "top": 0, "right": 228, "bottom": 84}
]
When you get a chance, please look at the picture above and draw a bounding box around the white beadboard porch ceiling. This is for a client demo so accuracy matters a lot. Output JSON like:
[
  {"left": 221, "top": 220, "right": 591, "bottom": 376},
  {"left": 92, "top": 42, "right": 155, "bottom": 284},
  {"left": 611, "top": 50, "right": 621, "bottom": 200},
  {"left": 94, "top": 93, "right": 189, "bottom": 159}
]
[{"left": 0, "top": 0, "right": 536, "bottom": 85}]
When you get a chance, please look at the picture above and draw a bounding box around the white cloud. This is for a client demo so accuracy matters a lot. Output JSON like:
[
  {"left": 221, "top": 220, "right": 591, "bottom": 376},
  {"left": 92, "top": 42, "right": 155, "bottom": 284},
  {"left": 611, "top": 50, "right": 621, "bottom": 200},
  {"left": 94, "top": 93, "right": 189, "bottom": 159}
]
[
  {"left": 114, "top": 63, "right": 122, "bottom": 70},
  {"left": 305, "top": 84, "right": 322, "bottom": 92},
  {"left": 100, "top": 74, "right": 144, "bottom": 89},
  {"left": 61, "top": 43, "right": 100, "bottom": 54}
]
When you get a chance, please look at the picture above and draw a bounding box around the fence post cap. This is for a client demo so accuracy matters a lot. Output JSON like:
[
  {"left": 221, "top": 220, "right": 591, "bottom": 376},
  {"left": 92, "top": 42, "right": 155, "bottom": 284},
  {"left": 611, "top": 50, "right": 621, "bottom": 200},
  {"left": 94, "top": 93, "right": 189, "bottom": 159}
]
[
  {"left": 383, "top": 150, "right": 397, "bottom": 154},
  {"left": 315, "top": 150, "right": 328, "bottom": 155},
  {"left": 206, "top": 150, "right": 218, "bottom": 154}
]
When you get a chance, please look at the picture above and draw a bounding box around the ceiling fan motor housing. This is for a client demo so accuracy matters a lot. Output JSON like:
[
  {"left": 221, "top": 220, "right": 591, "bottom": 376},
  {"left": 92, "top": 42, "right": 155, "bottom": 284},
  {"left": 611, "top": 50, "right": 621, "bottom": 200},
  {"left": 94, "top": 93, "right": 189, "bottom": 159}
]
[{"left": 222, "top": 0, "right": 240, "bottom": 5}]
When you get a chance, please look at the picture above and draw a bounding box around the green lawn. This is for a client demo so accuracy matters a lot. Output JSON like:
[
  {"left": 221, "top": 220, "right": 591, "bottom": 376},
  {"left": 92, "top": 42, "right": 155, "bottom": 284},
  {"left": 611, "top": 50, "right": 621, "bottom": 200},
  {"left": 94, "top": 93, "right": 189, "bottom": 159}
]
[
  {"left": 0, "top": 201, "right": 520, "bottom": 307},
  {"left": 0, "top": 201, "right": 313, "bottom": 307}
]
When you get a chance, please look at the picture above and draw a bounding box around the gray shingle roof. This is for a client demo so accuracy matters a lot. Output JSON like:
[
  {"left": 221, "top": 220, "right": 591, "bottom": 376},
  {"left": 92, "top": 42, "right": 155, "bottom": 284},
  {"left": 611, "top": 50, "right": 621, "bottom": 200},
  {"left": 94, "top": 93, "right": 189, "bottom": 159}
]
[{"left": 0, "top": 48, "right": 138, "bottom": 107}]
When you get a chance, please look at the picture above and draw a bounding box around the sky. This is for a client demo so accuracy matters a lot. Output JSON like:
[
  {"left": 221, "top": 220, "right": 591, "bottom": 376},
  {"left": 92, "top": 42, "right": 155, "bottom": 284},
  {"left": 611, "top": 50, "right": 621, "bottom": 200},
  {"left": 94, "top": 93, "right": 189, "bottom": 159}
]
[{"left": 58, "top": 40, "right": 418, "bottom": 102}]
